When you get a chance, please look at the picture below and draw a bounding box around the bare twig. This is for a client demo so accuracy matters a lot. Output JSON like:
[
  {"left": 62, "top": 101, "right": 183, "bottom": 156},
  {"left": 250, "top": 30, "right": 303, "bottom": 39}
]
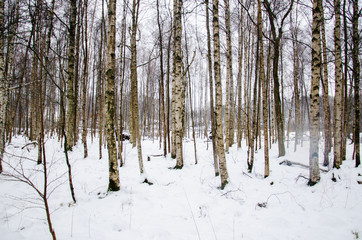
[
  {"left": 266, "top": 191, "right": 305, "bottom": 211},
  {"left": 183, "top": 187, "right": 201, "bottom": 240}
]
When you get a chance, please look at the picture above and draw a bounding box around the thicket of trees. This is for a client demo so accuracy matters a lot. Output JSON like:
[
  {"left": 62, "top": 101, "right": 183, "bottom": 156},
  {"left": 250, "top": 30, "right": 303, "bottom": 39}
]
[{"left": 0, "top": 0, "right": 361, "bottom": 191}]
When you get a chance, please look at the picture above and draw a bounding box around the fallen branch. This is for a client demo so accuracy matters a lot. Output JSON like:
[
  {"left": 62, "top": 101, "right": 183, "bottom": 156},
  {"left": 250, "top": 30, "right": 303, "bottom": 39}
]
[
  {"left": 295, "top": 174, "right": 309, "bottom": 183},
  {"left": 263, "top": 191, "right": 305, "bottom": 211},
  {"left": 242, "top": 171, "right": 253, "bottom": 179},
  {"left": 279, "top": 160, "right": 328, "bottom": 173}
]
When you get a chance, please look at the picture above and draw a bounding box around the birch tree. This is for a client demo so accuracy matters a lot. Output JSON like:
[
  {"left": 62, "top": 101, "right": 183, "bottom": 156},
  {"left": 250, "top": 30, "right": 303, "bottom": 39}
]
[
  {"left": 291, "top": 8, "right": 301, "bottom": 152},
  {"left": 156, "top": 0, "right": 167, "bottom": 156},
  {"left": 106, "top": 0, "right": 120, "bottom": 191},
  {"left": 320, "top": 4, "right": 331, "bottom": 167},
  {"left": 173, "top": 0, "right": 184, "bottom": 169},
  {"left": 263, "top": 0, "right": 294, "bottom": 157},
  {"left": 130, "top": 0, "right": 145, "bottom": 175},
  {"left": 224, "top": 0, "right": 234, "bottom": 152},
  {"left": 257, "top": 0, "right": 269, "bottom": 178},
  {"left": 205, "top": 0, "right": 218, "bottom": 176},
  {"left": 213, "top": 0, "right": 229, "bottom": 189},
  {"left": 333, "top": 0, "right": 343, "bottom": 169},
  {"left": 309, "top": 0, "right": 321, "bottom": 185},
  {"left": 352, "top": 0, "right": 360, "bottom": 167},
  {"left": 0, "top": 0, "right": 5, "bottom": 173},
  {"left": 66, "top": 0, "right": 77, "bottom": 151},
  {"left": 237, "top": 1, "right": 244, "bottom": 149},
  {"left": 81, "top": 0, "right": 89, "bottom": 158}
]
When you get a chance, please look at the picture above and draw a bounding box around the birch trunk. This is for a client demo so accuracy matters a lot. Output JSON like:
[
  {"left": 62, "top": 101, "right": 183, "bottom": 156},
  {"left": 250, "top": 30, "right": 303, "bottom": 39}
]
[
  {"left": 130, "top": 0, "right": 144, "bottom": 174},
  {"left": 98, "top": 5, "right": 105, "bottom": 159},
  {"left": 0, "top": 0, "right": 5, "bottom": 173},
  {"left": 257, "top": 0, "right": 269, "bottom": 178},
  {"left": 166, "top": 29, "right": 172, "bottom": 154},
  {"left": 173, "top": 0, "right": 183, "bottom": 169},
  {"left": 248, "top": 28, "right": 258, "bottom": 173},
  {"left": 341, "top": 0, "right": 348, "bottom": 161},
  {"left": 224, "top": 0, "right": 233, "bottom": 152},
  {"left": 291, "top": 9, "right": 301, "bottom": 152},
  {"left": 213, "top": 0, "right": 229, "bottom": 189},
  {"left": 321, "top": 5, "right": 332, "bottom": 167},
  {"left": 156, "top": 0, "right": 167, "bottom": 156},
  {"left": 263, "top": 0, "right": 294, "bottom": 157},
  {"left": 106, "top": 0, "right": 120, "bottom": 191},
  {"left": 66, "top": 0, "right": 77, "bottom": 151},
  {"left": 237, "top": 1, "right": 244, "bottom": 149},
  {"left": 352, "top": 0, "right": 360, "bottom": 167},
  {"left": 118, "top": 0, "right": 127, "bottom": 165},
  {"left": 333, "top": 0, "right": 343, "bottom": 169},
  {"left": 205, "top": 0, "right": 218, "bottom": 176},
  {"left": 309, "top": 0, "right": 321, "bottom": 185},
  {"left": 82, "top": 0, "right": 89, "bottom": 158}
]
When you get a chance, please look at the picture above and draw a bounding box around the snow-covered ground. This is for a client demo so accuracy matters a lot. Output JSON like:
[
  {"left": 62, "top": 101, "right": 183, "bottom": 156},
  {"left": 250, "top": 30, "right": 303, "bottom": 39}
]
[{"left": 1, "top": 134, "right": 361, "bottom": 240}]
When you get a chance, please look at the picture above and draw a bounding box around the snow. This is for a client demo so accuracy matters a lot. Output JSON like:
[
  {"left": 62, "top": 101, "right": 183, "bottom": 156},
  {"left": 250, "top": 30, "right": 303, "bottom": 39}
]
[{"left": 1, "top": 135, "right": 362, "bottom": 240}]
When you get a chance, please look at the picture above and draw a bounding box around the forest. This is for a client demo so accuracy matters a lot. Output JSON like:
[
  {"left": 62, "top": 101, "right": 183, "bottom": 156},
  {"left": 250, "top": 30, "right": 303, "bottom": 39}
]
[{"left": 0, "top": 0, "right": 361, "bottom": 239}]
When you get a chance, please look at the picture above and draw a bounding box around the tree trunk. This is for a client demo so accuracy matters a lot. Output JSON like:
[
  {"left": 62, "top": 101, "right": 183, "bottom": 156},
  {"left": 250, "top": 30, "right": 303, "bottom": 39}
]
[
  {"left": 73, "top": 1, "right": 82, "bottom": 146},
  {"left": 173, "top": 0, "right": 184, "bottom": 169},
  {"left": 341, "top": 0, "right": 348, "bottom": 161},
  {"left": 156, "top": 0, "right": 167, "bottom": 156},
  {"left": 213, "top": 0, "right": 229, "bottom": 189},
  {"left": 66, "top": 0, "right": 77, "bottom": 151},
  {"left": 130, "top": 0, "right": 144, "bottom": 174},
  {"left": 272, "top": 37, "right": 285, "bottom": 157},
  {"left": 30, "top": 17, "right": 39, "bottom": 142},
  {"left": 291, "top": 8, "right": 301, "bottom": 152},
  {"left": 118, "top": 0, "right": 127, "bottom": 165},
  {"left": 0, "top": 0, "right": 6, "bottom": 173},
  {"left": 309, "top": 0, "right": 321, "bottom": 185},
  {"left": 205, "top": 0, "right": 218, "bottom": 176},
  {"left": 98, "top": 0, "right": 105, "bottom": 159},
  {"left": 352, "top": 0, "right": 360, "bottom": 167},
  {"left": 257, "top": 0, "right": 269, "bottom": 178},
  {"left": 36, "top": 5, "right": 44, "bottom": 165},
  {"left": 106, "top": 0, "right": 120, "bottom": 191},
  {"left": 237, "top": 1, "right": 244, "bottom": 149},
  {"left": 333, "top": 0, "right": 343, "bottom": 169},
  {"left": 166, "top": 27, "right": 172, "bottom": 154},
  {"left": 82, "top": 0, "right": 89, "bottom": 158},
  {"left": 248, "top": 27, "right": 258, "bottom": 173},
  {"left": 320, "top": 4, "right": 332, "bottom": 167},
  {"left": 184, "top": 33, "right": 197, "bottom": 165},
  {"left": 224, "top": 0, "right": 234, "bottom": 152},
  {"left": 263, "top": 0, "right": 294, "bottom": 157}
]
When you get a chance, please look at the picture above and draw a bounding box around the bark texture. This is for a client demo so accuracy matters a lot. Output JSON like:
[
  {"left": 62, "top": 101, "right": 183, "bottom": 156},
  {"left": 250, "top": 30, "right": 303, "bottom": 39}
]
[
  {"left": 237, "top": 1, "right": 244, "bottom": 149},
  {"left": 82, "top": 0, "right": 89, "bottom": 158},
  {"left": 352, "top": 0, "right": 360, "bottom": 167},
  {"left": 173, "top": 0, "right": 184, "bottom": 169},
  {"left": 321, "top": 5, "right": 332, "bottom": 167},
  {"left": 213, "top": 0, "right": 229, "bottom": 188},
  {"left": 106, "top": 0, "right": 120, "bottom": 191},
  {"left": 156, "top": 0, "right": 167, "bottom": 156},
  {"left": 292, "top": 9, "right": 301, "bottom": 152},
  {"left": 0, "top": 0, "right": 5, "bottom": 173},
  {"left": 309, "top": 0, "right": 321, "bottom": 185},
  {"left": 130, "top": 0, "right": 144, "bottom": 174},
  {"left": 257, "top": 0, "right": 269, "bottom": 178},
  {"left": 333, "top": 0, "right": 343, "bottom": 169},
  {"left": 205, "top": 0, "right": 218, "bottom": 176},
  {"left": 66, "top": 0, "right": 77, "bottom": 151},
  {"left": 224, "top": 0, "right": 234, "bottom": 151}
]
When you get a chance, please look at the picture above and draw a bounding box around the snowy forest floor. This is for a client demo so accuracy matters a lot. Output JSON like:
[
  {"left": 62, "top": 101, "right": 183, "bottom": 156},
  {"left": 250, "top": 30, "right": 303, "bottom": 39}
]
[{"left": 1, "top": 134, "right": 362, "bottom": 240}]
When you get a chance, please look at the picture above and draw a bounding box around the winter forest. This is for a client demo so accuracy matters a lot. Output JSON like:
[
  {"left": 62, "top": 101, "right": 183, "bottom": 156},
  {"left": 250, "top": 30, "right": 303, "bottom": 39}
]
[{"left": 0, "top": 0, "right": 362, "bottom": 239}]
